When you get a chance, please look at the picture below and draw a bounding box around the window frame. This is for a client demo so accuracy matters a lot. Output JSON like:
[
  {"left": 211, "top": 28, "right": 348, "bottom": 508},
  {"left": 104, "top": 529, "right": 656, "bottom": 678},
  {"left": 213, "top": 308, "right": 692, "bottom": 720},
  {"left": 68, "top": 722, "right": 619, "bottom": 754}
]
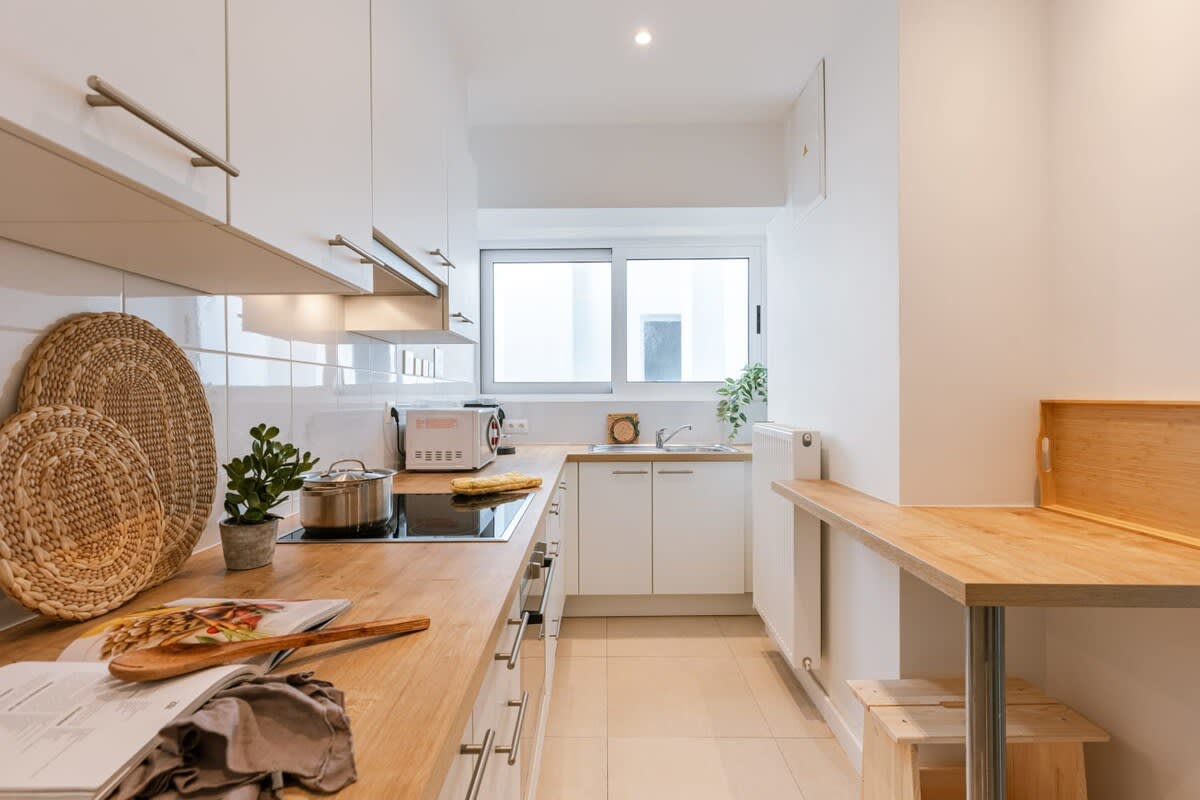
[{"left": 480, "top": 242, "right": 764, "bottom": 398}]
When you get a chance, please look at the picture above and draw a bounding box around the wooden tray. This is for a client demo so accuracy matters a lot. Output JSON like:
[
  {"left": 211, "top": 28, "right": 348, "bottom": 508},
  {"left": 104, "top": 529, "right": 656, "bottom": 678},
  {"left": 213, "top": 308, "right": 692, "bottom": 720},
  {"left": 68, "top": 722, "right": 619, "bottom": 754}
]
[{"left": 1038, "top": 400, "right": 1200, "bottom": 550}]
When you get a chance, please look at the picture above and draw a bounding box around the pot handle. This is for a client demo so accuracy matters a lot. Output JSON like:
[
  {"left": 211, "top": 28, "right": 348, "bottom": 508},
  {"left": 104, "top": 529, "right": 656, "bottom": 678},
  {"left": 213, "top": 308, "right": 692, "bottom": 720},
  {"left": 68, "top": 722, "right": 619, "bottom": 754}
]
[{"left": 323, "top": 458, "right": 368, "bottom": 476}]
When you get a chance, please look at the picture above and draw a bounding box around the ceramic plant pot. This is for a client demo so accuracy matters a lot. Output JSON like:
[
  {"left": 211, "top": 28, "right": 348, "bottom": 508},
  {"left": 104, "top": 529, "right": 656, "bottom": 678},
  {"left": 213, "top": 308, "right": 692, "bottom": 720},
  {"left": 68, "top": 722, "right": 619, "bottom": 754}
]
[{"left": 218, "top": 518, "right": 280, "bottom": 571}]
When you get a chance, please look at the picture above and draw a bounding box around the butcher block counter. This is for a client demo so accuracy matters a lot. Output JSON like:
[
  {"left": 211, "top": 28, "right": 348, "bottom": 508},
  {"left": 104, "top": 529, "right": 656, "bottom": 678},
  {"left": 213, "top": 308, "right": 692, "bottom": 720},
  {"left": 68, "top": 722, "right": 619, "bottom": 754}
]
[{"left": 0, "top": 443, "right": 750, "bottom": 799}]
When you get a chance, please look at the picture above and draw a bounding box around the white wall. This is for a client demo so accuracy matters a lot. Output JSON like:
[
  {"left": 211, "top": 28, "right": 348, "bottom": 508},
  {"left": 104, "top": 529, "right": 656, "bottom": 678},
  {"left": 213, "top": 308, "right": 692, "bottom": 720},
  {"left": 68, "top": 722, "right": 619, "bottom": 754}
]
[
  {"left": 765, "top": 0, "right": 902, "bottom": 749},
  {"left": 0, "top": 236, "right": 474, "bottom": 630},
  {"left": 897, "top": 0, "right": 1053, "bottom": 507},
  {"left": 894, "top": 0, "right": 1050, "bottom": 689},
  {"left": 472, "top": 123, "right": 785, "bottom": 209},
  {"left": 1043, "top": 2, "right": 1200, "bottom": 797}
]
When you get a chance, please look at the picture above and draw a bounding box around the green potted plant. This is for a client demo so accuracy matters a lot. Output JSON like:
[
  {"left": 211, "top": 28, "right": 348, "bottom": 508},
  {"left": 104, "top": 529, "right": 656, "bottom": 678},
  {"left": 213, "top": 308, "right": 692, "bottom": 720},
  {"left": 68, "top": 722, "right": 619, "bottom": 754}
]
[
  {"left": 716, "top": 362, "right": 768, "bottom": 441},
  {"left": 219, "top": 424, "right": 318, "bottom": 570}
]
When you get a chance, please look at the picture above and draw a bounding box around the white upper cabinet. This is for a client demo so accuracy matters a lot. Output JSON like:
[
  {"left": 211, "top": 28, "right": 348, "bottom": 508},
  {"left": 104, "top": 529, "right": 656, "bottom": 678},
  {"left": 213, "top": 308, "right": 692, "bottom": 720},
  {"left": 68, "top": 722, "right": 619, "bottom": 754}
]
[
  {"left": 227, "top": 0, "right": 373, "bottom": 292},
  {"left": 446, "top": 79, "right": 481, "bottom": 342},
  {"left": 0, "top": 0, "right": 228, "bottom": 221},
  {"left": 371, "top": 0, "right": 453, "bottom": 284}
]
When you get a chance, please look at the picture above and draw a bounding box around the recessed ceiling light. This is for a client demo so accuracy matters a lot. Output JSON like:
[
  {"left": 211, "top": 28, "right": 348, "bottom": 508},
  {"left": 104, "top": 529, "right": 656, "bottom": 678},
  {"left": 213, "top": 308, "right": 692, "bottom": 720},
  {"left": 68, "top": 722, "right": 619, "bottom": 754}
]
[{"left": 634, "top": 29, "right": 653, "bottom": 46}]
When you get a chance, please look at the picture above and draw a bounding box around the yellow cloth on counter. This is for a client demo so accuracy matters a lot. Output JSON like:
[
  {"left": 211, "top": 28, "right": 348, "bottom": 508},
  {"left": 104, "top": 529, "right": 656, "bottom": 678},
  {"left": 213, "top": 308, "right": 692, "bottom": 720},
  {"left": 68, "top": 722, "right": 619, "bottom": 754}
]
[{"left": 450, "top": 471, "right": 543, "bottom": 496}]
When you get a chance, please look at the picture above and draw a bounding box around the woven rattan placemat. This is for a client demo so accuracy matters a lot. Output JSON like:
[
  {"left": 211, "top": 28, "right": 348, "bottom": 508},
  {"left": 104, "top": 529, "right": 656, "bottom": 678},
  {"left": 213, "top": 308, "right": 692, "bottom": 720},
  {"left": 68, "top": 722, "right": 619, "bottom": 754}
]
[
  {"left": 0, "top": 405, "right": 165, "bottom": 620},
  {"left": 19, "top": 312, "right": 217, "bottom": 586}
]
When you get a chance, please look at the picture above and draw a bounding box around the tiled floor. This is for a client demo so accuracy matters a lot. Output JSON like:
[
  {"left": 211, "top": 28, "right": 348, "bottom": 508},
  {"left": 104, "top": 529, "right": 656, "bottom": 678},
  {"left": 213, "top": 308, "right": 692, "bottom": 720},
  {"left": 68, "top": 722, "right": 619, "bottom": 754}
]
[{"left": 536, "top": 615, "right": 859, "bottom": 800}]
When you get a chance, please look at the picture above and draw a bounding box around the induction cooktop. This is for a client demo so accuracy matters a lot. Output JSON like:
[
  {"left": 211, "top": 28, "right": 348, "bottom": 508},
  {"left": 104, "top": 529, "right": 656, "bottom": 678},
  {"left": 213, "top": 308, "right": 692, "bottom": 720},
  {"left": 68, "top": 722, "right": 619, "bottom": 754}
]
[{"left": 277, "top": 491, "right": 533, "bottom": 543}]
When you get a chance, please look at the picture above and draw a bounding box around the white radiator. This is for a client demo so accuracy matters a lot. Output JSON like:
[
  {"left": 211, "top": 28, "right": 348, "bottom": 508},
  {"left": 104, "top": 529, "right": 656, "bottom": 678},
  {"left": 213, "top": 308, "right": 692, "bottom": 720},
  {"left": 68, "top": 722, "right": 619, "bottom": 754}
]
[{"left": 751, "top": 424, "right": 822, "bottom": 670}]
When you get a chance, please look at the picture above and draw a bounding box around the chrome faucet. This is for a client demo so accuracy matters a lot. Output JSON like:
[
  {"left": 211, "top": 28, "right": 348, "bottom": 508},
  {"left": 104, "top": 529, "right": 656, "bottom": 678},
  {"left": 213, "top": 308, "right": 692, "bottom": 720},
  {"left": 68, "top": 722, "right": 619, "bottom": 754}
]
[{"left": 656, "top": 424, "right": 693, "bottom": 448}]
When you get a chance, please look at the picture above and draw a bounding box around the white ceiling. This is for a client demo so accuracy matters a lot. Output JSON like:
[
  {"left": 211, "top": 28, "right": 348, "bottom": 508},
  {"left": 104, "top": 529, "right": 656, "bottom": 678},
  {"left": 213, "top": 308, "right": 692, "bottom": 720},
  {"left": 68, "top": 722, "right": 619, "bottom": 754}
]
[{"left": 446, "top": 0, "right": 840, "bottom": 126}]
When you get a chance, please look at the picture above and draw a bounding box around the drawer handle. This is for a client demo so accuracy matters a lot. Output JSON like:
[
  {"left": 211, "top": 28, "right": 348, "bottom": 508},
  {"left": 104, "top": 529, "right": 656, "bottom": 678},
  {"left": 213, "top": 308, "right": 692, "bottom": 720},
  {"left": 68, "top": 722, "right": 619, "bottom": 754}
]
[
  {"left": 657, "top": 469, "right": 695, "bottom": 475},
  {"left": 548, "top": 539, "right": 561, "bottom": 557},
  {"left": 558, "top": 481, "right": 567, "bottom": 489},
  {"left": 450, "top": 311, "right": 475, "bottom": 324},
  {"left": 548, "top": 502, "right": 560, "bottom": 516},
  {"left": 496, "top": 611, "right": 529, "bottom": 669},
  {"left": 611, "top": 469, "right": 649, "bottom": 475},
  {"left": 430, "top": 248, "right": 458, "bottom": 269},
  {"left": 460, "top": 727, "right": 496, "bottom": 800},
  {"left": 494, "top": 690, "right": 530, "bottom": 765},
  {"left": 85, "top": 75, "right": 240, "bottom": 177}
]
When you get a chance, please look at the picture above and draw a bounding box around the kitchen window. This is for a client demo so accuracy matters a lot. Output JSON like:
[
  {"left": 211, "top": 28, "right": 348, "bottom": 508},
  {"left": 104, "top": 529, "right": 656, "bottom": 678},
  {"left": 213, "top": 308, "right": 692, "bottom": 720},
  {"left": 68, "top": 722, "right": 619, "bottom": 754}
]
[{"left": 481, "top": 245, "right": 762, "bottom": 395}]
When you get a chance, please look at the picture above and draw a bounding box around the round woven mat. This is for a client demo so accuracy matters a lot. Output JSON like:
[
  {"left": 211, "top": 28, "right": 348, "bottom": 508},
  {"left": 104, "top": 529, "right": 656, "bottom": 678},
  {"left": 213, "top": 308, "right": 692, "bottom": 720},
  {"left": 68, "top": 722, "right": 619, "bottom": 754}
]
[
  {"left": 0, "top": 405, "right": 165, "bottom": 620},
  {"left": 18, "top": 312, "right": 217, "bottom": 586}
]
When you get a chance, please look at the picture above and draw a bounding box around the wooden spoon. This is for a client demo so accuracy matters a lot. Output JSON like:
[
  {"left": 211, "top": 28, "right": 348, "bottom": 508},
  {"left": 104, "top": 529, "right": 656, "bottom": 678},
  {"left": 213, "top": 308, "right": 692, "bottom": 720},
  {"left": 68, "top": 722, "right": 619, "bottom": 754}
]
[{"left": 108, "top": 615, "right": 431, "bottom": 682}]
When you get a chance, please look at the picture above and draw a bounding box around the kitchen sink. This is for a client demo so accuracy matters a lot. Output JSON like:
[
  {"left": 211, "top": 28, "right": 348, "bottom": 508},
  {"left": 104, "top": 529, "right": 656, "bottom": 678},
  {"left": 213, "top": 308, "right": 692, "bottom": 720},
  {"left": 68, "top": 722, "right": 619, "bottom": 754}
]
[{"left": 588, "top": 443, "right": 740, "bottom": 454}]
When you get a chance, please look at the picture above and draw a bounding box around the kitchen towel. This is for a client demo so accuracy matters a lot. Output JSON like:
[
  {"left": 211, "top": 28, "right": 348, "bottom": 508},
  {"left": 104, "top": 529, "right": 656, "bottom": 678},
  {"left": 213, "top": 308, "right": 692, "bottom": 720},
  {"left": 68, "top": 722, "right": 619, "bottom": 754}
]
[{"left": 115, "top": 672, "right": 356, "bottom": 800}]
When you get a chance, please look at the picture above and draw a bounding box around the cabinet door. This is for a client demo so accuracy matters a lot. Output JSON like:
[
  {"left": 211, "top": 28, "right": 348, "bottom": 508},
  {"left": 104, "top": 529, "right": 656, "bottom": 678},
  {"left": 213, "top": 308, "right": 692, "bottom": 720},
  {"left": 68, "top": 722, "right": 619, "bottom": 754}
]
[
  {"left": 0, "top": 0, "right": 227, "bottom": 220},
  {"left": 557, "top": 464, "right": 579, "bottom": 595},
  {"left": 227, "top": 0, "right": 373, "bottom": 292},
  {"left": 480, "top": 591, "right": 523, "bottom": 800},
  {"left": 371, "top": 0, "right": 451, "bottom": 282},
  {"left": 446, "top": 87, "right": 480, "bottom": 342},
  {"left": 653, "top": 462, "right": 746, "bottom": 595},
  {"left": 436, "top": 715, "right": 475, "bottom": 800},
  {"left": 578, "top": 463, "right": 652, "bottom": 595}
]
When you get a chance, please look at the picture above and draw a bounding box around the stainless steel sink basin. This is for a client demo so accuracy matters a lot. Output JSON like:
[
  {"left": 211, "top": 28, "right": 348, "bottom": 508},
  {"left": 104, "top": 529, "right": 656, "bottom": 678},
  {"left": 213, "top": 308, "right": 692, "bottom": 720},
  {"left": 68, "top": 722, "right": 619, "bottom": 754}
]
[{"left": 588, "top": 443, "right": 739, "bottom": 454}]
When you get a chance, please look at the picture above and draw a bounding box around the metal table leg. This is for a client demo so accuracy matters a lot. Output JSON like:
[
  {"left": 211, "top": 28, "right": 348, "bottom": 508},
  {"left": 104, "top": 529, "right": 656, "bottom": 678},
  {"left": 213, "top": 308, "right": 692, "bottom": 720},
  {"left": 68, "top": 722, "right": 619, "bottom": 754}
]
[{"left": 966, "top": 606, "right": 1006, "bottom": 800}]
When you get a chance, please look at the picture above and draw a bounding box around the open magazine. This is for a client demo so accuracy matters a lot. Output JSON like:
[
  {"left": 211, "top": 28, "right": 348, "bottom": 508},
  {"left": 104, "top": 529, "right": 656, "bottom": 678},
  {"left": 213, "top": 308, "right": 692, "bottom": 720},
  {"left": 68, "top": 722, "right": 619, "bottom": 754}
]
[{"left": 0, "top": 598, "right": 350, "bottom": 799}]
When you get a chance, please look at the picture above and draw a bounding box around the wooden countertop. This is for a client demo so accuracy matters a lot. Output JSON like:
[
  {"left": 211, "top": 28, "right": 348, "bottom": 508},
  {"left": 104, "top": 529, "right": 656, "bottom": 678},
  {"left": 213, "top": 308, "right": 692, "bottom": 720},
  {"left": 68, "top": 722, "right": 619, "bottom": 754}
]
[
  {"left": 0, "top": 443, "right": 750, "bottom": 799},
  {"left": 773, "top": 479, "right": 1200, "bottom": 608}
]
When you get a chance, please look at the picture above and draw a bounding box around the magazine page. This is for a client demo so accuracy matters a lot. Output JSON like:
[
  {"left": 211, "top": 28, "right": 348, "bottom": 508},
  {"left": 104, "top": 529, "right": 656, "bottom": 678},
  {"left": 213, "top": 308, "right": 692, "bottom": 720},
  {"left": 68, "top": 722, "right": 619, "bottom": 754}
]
[
  {"left": 0, "top": 661, "right": 253, "bottom": 798},
  {"left": 58, "top": 598, "right": 352, "bottom": 665}
]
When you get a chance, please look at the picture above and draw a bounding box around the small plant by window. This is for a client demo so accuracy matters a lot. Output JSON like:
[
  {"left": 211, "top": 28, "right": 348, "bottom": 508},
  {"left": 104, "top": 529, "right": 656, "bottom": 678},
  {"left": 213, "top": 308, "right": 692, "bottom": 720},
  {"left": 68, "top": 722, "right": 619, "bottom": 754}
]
[{"left": 716, "top": 363, "right": 768, "bottom": 440}]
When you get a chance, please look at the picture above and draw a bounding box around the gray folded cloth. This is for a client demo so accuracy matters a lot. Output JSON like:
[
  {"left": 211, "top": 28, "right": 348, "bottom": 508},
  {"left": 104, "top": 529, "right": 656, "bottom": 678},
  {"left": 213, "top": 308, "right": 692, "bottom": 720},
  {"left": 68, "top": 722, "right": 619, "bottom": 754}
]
[{"left": 114, "top": 672, "right": 357, "bottom": 800}]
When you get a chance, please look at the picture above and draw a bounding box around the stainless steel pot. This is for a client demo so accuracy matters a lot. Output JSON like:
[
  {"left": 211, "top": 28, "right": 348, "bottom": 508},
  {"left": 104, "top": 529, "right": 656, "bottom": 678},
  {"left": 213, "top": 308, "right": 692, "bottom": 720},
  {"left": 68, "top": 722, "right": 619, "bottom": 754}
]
[{"left": 299, "top": 459, "right": 397, "bottom": 532}]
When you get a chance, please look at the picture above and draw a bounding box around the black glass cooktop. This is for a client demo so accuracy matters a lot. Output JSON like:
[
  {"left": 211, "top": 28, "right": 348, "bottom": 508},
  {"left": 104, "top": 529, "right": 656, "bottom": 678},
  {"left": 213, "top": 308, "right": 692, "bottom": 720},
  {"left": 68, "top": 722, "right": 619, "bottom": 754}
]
[{"left": 278, "top": 492, "right": 533, "bottom": 543}]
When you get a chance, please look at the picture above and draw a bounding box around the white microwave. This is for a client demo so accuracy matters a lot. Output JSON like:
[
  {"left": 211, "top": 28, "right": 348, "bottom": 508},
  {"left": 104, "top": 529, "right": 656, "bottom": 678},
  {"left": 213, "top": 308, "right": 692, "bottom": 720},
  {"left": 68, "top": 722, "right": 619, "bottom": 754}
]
[{"left": 405, "top": 408, "right": 501, "bottom": 471}]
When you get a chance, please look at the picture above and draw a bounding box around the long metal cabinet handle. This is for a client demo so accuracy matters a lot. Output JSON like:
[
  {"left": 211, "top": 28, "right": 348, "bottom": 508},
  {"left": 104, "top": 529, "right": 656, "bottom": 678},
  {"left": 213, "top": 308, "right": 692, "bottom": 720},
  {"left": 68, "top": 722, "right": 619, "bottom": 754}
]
[
  {"left": 460, "top": 727, "right": 496, "bottom": 800},
  {"left": 657, "top": 469, "right": 695, "bottom": 475},
  {"left": 611, "top": 469, "right": 649, "bottom": 475},
  {"left": 85, "top": 75, "right": 240, "bottom": 177},
  {"left": 537, "top": 557, "right": 559, "bottom": 620},
  {"left": 331, "top": 234, "right": 439, "bottom": 298},
  {"left": 430, "top": 248, "right": 458, "bottom": 268},
  {"left": 494, "top": 691, "right": 530, "bottom": 765},
  {"left": 495, "top": 611, "right": 529, "bottom": 669},
  {"left": 450, "top": 312, "right": 475, "bottom": 324}
]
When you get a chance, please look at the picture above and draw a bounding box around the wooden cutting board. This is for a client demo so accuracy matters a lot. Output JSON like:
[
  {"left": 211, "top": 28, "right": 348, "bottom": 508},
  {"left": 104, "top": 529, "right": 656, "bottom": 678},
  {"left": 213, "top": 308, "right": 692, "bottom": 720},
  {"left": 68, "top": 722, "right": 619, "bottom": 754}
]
[
  {"left": 1038, "top": 400, "right": 1200, "bottom": 550},
  {"left": 606, "top": 413, "right": 640, "bottom": 444}
]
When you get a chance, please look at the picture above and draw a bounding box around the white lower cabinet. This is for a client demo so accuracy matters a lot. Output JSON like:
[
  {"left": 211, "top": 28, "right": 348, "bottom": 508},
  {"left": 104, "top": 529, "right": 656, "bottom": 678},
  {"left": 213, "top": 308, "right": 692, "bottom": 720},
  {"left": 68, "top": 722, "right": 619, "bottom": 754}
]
[
  {"left": 578, "top": 460, "right": 747, "bottom": 596},
  {"left": 578, "top": 463, "right": 653, "bottom": 595},
  {"left": 652, "top": 462, "right": 747, "bottom": 594}
]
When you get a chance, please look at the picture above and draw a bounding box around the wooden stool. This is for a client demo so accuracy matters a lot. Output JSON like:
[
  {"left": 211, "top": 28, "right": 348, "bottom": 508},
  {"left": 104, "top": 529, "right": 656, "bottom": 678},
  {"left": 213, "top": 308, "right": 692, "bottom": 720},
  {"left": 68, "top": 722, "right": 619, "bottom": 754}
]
[{"left": 848, "top": 678, "right": 1110, "bottom": 800}]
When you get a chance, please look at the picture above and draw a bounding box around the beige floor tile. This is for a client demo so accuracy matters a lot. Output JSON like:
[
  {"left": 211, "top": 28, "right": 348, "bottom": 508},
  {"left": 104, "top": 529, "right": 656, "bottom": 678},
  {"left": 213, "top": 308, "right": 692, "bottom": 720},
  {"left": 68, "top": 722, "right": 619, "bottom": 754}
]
[
  {"left": 536, "top": 737, "right": 606, "bottom": 800},
  {"left": 777, "top": 738, "right": 860, "bottom": 800},
  {"left": 607, "top": 615, "right": 731, "bottom": 657},
  {"left": 547, "top": 657, "right": 607, "bottom": 737},
  {"left": 608, "top": 656, "right": 771, "bottom": 738},
  {"left": 716, "top": 614, "right": 781, "bottom": 657},
  {"left": 608, "top": 737, "right": 805, "bottom": 800},
  {"left": 556, "top": 617, "right": 607, "bottom": 658},
  {"left": 736, "top": 652, "right": 832, "bottom": 738}
]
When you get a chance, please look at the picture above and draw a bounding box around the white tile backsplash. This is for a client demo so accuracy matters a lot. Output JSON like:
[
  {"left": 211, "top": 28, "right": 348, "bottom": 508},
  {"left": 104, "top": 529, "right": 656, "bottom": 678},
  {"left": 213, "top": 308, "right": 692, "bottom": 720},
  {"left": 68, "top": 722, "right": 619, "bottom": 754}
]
[
  {"left": 125, "top": 273, "right": 226, "bottom": 351},
  {"left": 228, "top": 295, "right": 293, "bottom": 359},
  {"left": 496, "top": 399, "right": 754, "bottom": 445},
  {"left": 291, "top": 294, "right": 342, "bottom": 365}
]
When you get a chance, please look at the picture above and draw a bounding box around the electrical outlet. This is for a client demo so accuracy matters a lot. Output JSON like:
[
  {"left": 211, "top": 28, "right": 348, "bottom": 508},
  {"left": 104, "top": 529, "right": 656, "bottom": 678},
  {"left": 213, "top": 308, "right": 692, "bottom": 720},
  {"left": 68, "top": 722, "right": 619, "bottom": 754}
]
[{"left": 503, "top": 418, "right": 530, "bottom": 435}]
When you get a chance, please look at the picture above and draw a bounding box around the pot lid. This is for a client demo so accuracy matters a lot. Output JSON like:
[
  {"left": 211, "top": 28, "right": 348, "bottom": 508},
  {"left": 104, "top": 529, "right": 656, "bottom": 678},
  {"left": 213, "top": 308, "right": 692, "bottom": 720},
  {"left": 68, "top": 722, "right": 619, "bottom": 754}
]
[{"left": 302, "top": 458, "right": 397, "bottom": 485}]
